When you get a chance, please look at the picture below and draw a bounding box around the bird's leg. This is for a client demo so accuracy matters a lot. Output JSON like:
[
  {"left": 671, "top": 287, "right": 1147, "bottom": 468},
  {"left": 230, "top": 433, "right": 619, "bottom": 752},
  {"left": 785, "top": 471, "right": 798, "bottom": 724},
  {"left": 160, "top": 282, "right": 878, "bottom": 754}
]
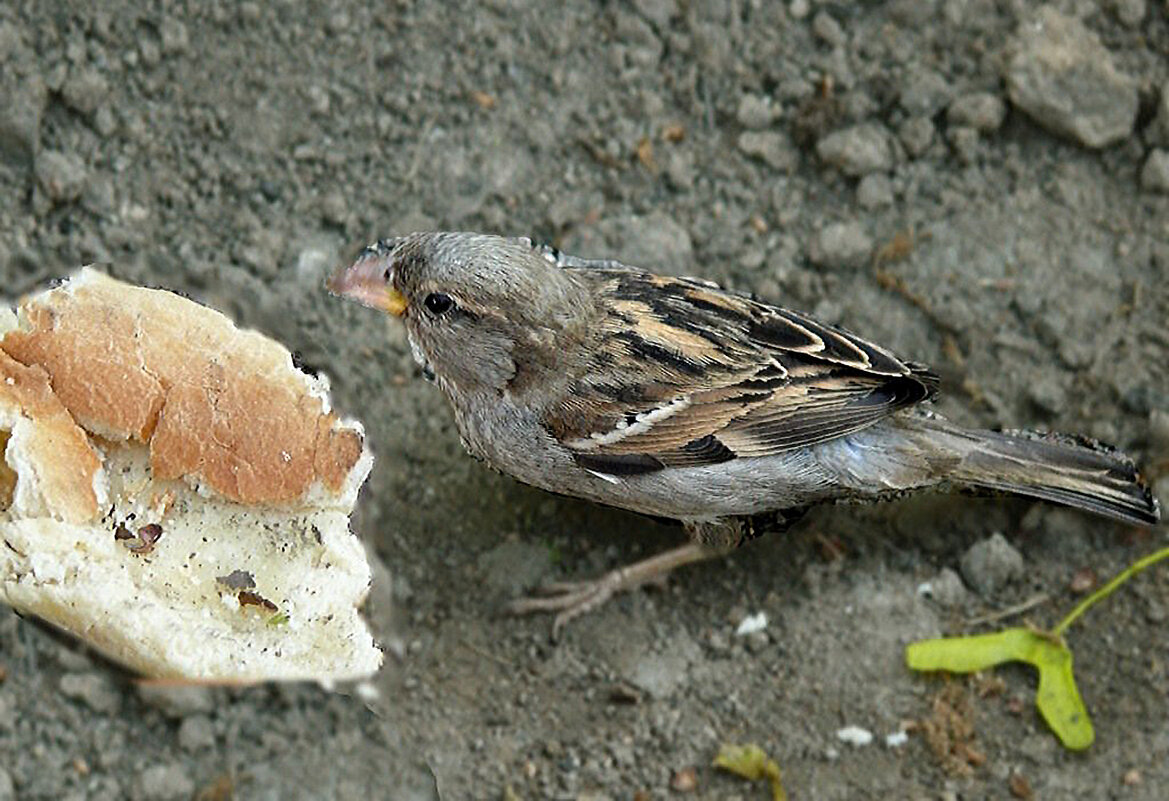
[
  {"left": 508, "top": 512, "right": 813, "bottom": 637},
  {"left": 506, "top": 541, "right": 724, "bottom": 638}
]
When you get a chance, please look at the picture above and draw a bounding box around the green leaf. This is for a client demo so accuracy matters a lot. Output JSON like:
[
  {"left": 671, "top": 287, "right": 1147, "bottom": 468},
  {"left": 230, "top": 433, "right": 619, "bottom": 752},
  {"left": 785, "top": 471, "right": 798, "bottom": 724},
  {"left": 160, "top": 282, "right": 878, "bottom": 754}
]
[
  {"left": 906, "top": 627, "right": 1093, "bottom": 750},
  {"left": 906, "top": 629, "right": 1036, "bottom": 673},
  {"left": 1033, "top": 638, "right": 1093, "bottom": 750},
  {"left": 713, "top": 743, "right": 787, "bottom": 801}
]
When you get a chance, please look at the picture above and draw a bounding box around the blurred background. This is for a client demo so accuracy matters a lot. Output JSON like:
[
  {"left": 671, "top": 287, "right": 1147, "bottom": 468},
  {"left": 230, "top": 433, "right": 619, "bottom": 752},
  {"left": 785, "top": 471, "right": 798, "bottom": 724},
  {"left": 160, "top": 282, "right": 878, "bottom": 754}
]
[{"left": 1, "top": 1, "right": 1166, "bottom": 799}]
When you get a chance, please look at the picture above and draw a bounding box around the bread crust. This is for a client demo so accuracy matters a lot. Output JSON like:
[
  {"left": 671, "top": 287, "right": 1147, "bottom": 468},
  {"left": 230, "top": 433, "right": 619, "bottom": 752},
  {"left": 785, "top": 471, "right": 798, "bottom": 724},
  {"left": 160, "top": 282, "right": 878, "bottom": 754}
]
[
  {"left": 0, "top": 348, "right": 101, "bottom": 522},
  {"left": 3, "top": 269, "right": 362, "bottom": 505}
]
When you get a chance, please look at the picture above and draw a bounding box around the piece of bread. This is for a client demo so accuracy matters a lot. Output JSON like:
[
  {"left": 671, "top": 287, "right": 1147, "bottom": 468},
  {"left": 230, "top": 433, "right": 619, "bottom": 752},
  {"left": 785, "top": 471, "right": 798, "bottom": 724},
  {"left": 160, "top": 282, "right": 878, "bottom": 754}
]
[{"left": 0, "top": 268, "right": 381, "bottom": 681}]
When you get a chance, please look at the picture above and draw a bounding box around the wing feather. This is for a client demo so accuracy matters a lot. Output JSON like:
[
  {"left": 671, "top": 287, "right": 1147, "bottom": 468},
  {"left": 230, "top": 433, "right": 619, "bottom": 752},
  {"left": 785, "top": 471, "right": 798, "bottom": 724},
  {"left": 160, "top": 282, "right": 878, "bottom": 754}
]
[{"left": 536, "top": 265, "right": 938, "bottom": 474}]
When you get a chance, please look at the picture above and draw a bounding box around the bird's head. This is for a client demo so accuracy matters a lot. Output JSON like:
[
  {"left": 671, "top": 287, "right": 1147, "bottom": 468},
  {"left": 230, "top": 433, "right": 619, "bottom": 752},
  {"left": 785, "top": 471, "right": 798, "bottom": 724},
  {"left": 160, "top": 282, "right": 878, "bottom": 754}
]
[{"left": 328, "top": 232, "right": 592, "bottom": 396}]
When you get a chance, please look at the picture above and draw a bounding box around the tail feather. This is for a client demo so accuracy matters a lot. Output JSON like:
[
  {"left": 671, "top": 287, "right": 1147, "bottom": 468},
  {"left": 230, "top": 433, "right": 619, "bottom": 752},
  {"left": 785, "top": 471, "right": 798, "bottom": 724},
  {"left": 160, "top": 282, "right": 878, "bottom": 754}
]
[{"left": 951, "top": 428, "right": 1160, "bottom": 526}]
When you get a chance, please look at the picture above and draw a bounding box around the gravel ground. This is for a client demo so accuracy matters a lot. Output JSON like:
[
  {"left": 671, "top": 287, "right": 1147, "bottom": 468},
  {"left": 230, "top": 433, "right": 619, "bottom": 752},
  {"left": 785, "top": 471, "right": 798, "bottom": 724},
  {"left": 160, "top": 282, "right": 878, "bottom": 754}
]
[{"left": 2, "top": 1, "right": 1168, "bottom": 799}]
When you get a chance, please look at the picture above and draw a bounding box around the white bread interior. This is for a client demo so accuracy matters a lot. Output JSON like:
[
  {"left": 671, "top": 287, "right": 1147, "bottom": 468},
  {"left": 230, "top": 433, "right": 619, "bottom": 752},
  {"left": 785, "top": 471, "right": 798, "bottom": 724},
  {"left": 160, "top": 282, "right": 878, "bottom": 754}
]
[{"left": 0, "top": 269, "right": 382, "bottom": 681}]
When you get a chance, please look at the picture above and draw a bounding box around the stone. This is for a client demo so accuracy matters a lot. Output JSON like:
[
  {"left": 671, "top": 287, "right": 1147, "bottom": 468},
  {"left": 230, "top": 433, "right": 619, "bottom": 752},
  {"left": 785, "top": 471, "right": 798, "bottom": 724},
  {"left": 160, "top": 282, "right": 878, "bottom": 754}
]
[
  {"left": 920, "top": 568, "right": 969, "bottom": 607},
  {"left": 812, "top": 11, "right": 845, "bottom": 47},
  {"left": 61, "top": 68, "right": 109, "bottom": 116},
  {"left": 737, "top": 131, "right": 798, "bottom": 171},
  {"left": 1005, "top": 6, "right": 1138, "bottom": 148},
  {"left": 135, "top": 764, "right": 195, "bottom": 801},
  {"left": 35, "top": 150, "right": 87, "bottom": 202},
  {"left": 664, "top": 148, "right": 695, "bottom": 190},
  {"left": 136, "top": 685, "right": 215, "bottom": 718},
  {"left": 856, "top": 173, "right": 894, "bottom": 208},
  {"left": 59, "top": 672, "right": 120, "bottom": 714},
  {"left": 809, "top": 222, "right": 872, "bottom": 269},
  {"left": 947, "top": 125, "right": 980, "bottom": 164},
  {"left": 159, "top": 16, "right": 190, "bottom": 54},
  {"left": 816, "top": 124, "right": 892, "bottom": 176},
  {"left": 1111, "top": 0, "right": 1146, "bottom": 26},
  {"left": 1026, "top": 374, "right": 1067, "bottom": 414},
  {"left": 0, "top": 767, "right": 12, "bottom": 801},
  {"left": 947, "top": 92, "right": 1007, "bottom": 133},
  {"left": 960, "top": 533, "right": 1025, "bottom": 596},
  {"left": 899, "top": 116, "right": 935, "bottom": 158},
  {"left": 1140, "top": 150, "right": 1169, "bottom": 194},
  {"left": 632, "top": 0, "right": 677, "bottom": 30},
  {"left": 0, "top": 76, "right": 47, "bottom": 167},
  {"left": 900, "top": 69, "right": 953, "bottom": 117},
  {"left": 736, "top": 94, "right": 775, "bottom": 130},
  {"left": 620, "top": 632, "right": 701, "bottom": 699},
  {"left": 177, "top": 716, "right": 216, "bottom": 752},
  {"left": 478, "top": 541, "right": 552, "bottom": 598}
]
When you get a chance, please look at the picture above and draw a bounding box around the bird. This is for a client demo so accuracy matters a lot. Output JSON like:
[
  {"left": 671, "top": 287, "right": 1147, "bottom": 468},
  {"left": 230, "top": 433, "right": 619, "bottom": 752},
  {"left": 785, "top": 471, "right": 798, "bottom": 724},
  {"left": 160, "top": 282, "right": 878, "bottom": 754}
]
[{"left": 328, "top": 231, "right": 1160, "bottom": 635}]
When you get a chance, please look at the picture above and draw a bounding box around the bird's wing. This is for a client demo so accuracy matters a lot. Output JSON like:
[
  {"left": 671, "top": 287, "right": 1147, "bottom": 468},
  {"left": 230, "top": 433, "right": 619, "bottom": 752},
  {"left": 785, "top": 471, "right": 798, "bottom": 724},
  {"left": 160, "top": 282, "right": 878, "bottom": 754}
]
[{"left": 541, "top": 268, "right": 938, "bottom": 476}]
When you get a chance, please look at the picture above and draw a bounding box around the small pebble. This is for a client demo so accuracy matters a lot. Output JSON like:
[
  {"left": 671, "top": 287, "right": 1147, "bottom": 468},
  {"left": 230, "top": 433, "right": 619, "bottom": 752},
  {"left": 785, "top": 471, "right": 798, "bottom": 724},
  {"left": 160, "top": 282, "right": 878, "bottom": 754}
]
[
  {"left": 744, "top": 630, "right": 770, "bottom": 654},
  {"left": 811, "top": 11, "right": 845, "bottom": 47},
  {"left": 1110, "top": 0, "right": 1146, "bottom": 27},
  {"left": 900, "top": 69, "right": 953, "bottom": 117},
  {"left": 35, "top": 150, "right": 87, "bottom": 202},
  {"left": 136, "top": 764, "right": 194, "bottom": 801},
  {"left": 856, "top": 173, "right": 894, "bottom": 209},
  {"left": 159, "top": 16, "right": 190, "bottom": 54},
  {"left": 59, "top": 672, "right": 120, "bottom": 714},
  {"left": 1140, "top": 150, "right": 1169, "bottom": 194},
  {"left": 960, "top": 533, "right": 1024, "bottom": 596},
  {"left": 918, "top": 567, "right": 969, "bottom": 607},
  {"left": 320, "top": 190, "right": 349, "bottom": 226},
  {"left": 947, "top": 92, "right": 1007, "bottom": 133},
  {"left": 816, "top": 124, "right": 892, "bottom": 176},
  {"left": 899, "top": 116, "right": 935, "bottom": 158},
  {"left": 1026, "top": 374, "right": 1067, "bottom": 415},
  {"left": 736, "top": 95, "right": 774, "bottom": 130},
  {"left": 809, "top": 222, "right": 872, "bottom": 269},
  {"left": 670, "top": 767, "right": 698, "bottom": 792},
  {"left": 738, "top": 131, "right": 797, "bottom": 171},
  {"left": 177, "top": 716, "right": 216, "bottom": 752},
  {"left": 62, "top": 68, "right": 109, "bottom": 116},
  {"left": 136, "top": 684, "right": 215, "bottom": 718},
  {"left": 948, "top": 126, "right": 980, "bottom": 164}
]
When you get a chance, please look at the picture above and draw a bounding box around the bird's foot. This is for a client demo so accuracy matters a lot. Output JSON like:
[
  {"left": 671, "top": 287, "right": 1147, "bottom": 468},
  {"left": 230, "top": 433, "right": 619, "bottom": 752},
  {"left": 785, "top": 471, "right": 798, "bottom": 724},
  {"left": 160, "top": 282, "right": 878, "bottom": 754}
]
[{"left": 507, "top": 542, "right": 715, "bottom": 638}]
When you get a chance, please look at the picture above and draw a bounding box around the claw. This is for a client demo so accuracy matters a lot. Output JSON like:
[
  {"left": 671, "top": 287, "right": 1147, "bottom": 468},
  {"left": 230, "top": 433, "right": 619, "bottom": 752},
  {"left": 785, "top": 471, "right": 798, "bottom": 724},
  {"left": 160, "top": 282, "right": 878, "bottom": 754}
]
[{"left": 504, "top": 542, "right": 718, "bottom": 638}]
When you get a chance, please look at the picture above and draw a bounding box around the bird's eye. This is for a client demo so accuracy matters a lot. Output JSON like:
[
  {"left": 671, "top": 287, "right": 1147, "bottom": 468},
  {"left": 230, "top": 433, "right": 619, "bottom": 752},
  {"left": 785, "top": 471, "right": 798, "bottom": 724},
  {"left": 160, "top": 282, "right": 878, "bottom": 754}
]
[
  {"left": 383, "top": 267, "right": 392, "bottom": 282},
  {"left": 424, "top": 292, "right": 454, "bottom": 315}
]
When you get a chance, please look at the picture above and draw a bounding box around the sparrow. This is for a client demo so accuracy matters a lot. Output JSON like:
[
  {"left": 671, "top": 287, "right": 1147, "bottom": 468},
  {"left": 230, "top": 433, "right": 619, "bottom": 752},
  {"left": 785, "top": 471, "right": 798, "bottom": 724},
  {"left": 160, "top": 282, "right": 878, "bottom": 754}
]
[{"left": 328, "top": 232, "right": 1160, "bottom": 634}]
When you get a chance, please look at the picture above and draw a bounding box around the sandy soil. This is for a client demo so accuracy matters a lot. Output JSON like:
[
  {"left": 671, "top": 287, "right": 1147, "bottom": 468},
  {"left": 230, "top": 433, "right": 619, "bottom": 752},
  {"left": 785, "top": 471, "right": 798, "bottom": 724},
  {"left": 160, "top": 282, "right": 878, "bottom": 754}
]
[{"left": 1, "top": 1, "right": 1167, "bottom": 799}]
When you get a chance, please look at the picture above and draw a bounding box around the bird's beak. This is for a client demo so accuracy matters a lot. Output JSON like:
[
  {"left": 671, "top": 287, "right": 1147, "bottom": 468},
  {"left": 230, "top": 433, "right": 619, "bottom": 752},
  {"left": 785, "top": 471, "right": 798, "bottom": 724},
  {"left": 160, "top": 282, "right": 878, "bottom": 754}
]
[{"left": 326, "top": 251, "right": 408, "bottom": 317}]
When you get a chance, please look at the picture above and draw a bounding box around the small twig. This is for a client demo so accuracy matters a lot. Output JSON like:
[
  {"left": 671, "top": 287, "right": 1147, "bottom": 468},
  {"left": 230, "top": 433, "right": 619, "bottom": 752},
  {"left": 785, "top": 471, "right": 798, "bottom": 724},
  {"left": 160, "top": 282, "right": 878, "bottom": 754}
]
[
  {"left": 459, "top": 640, "right": 515, "bottom": 669},
  {"left": 964, "top": 593, "right": 1049, "bottom": 627},
  {"left": 1054, "top": 546, "right": 1169, "bottom": 638}
]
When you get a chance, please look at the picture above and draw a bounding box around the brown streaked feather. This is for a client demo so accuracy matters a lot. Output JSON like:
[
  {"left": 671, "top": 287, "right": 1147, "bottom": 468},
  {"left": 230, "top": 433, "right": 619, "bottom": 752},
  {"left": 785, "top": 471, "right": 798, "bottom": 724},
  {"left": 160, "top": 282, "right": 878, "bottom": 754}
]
[{"left": 542, "top": 268, "right": 938, "bottom": 472}]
